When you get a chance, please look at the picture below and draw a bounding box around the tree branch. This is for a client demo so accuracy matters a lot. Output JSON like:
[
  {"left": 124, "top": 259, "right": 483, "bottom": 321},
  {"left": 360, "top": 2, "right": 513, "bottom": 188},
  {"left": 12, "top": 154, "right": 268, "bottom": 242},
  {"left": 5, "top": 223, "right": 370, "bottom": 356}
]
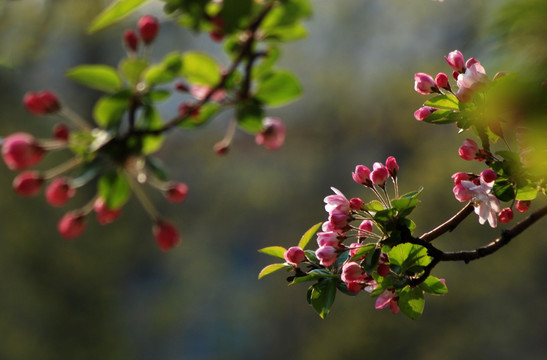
[{"left": 419, "top": 202, "right": 475, "bottom": 242}]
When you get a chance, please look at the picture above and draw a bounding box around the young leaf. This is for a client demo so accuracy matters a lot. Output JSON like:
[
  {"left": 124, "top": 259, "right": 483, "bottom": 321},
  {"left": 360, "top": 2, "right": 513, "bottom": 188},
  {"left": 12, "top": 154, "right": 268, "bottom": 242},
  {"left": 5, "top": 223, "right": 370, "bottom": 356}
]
[
  {"left": 258, "top": 263, "right": 290, "bottom": 279},
  {"left": 93, "top": 92, "right": 131, "bottom": 128},
  {"left": 309, "top": 278, "right": 337, "bottom": 319},
  {"left": 515, "top": 185, "right": 538, "bottom": 201},
  {"left": 349, "top": 243, "right": 375, "bottom": 261},
  {"left": 180, "top": 51, "right": 221, "bottom": 86},
  {"left": 391, "top": 197, "right": 420, "bottom": 217},
  {"left": 364, "top": 200, "right": 385, "bottom": 212},
  {"left": 88, "top": 0, "right": 151, "bottom": 33},
  {"left": 119, "top": 58, "right": 149, "bottom": 86},
  {"left": 97, "top": 171, "right": 131, "bottom": 209},
  {"left": 420, "top": 276, "right": 448, "bottom": 295},
  {"left": 297, "top": 222, "right": 322, "bottom": 249},
  {"left": 137, "top": 106, "right": 164, "bottom": 155},
  {"left": 492, "top": 179, "right": 515, "bottom": 202},
  {"left": 290, "top": 269, "right": 337, "bottom": 285},
  {"left": 421, "top": 110, "right": 461, "bottom": 125},
  {"left": 255, "top": 71, "right": 302, "bottom": 106},
  {"left": 423, "top": 94, "right": 459, "bottom": 111},
  {"left": 258, "top": 246, "right": 287, "bottom": 259},
  {"left": 178, "top": 104, "right": 220, "bottom": 129},
  {"left": 398, "top": 286, "right": 425, "bottom": 320},
  {"left": 236, "top": 99, "right": 264, "bottom": 134},
  {"left": 66, "top": 65, "right": 123, "bottom": 93}
]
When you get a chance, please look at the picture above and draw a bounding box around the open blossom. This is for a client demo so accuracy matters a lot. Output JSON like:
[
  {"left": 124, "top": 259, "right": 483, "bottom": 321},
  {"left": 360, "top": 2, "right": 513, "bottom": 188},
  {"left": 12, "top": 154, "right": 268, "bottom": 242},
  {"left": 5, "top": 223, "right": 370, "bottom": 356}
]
[
  {"left": 375, "top": 289, "right": 400, "bottom": 314},
  {"left": 414, "top": 73, "right": 438, "bottom": 95},
  {"left": 324, "top": 188, "right": 350, "bottom": 215},
  {"left": 456, "top": 61, "right": 489, "bottom": 104},
  {"left": 458, "top": 180, "right": 501, "bottom": 227},
  {"left": 255, "top": 117, "right": 286, "bottom": 151}
]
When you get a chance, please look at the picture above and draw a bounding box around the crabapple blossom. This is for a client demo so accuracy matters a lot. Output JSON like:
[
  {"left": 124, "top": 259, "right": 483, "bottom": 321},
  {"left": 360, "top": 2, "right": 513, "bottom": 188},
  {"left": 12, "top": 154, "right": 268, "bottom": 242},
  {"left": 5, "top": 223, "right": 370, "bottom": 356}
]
[
  {"left": 57, "top": 212, "right": 86, "bottom": 240},
  {"left": 458, "top": 180, "right": 501, "bottom": 227},
  {"left": 515, "top": 200, "right": 531, "bottom": 213},
  {"left": 189, "top": 85, "right": 226, "bottom": 102},
  {"left": 315, "top": 245, "right": 338, "bottom": 267},
  {"left": 45, "top": 177, "right": 76, "bottom": 207},
  {"left": 444, "top": 50, "right": 465, "bottom": 73},
  {"left": 458, "top": 138, "right": 479, "bottom": 161},
  {"left": 480, "top": 169, "right": 497, "bottom": 184},
  {"left": 341, "top": 262, "right": 365, "bottom": 283},
  {"left": 324, "top": 188, "right": 350, "bottom": 216},
  {"left": 456, "top": 61, "right": 489, "bottom": 102},
  {"left": 414, "top": 73, "right": 438, "bottom": 95},
  {"left": 255, "top": 117, "right": 286, "bottom": 151},
  {"left": 12, "top": 171, "right": 44, "bottom": 197},
  {"left": 375, "top": 289, "right": 400, "bottom": 314},
  {"left": 370, "top": 162, "right": 389, "bottom": 187},
  {"left": 23, "top": 91, "right": 61, "bottom": 115},
  {"left": 165, "top": 182, "right": 189, "bottom": 203},
  {"left": 451, "top": 172, "right": 474, "bottom": 185},
  {"left": 352, "top": 165, "right": 372, "bottom": 186},
  {"left": 414, "top": 106, "right": 437, "bottom": 121},
  {"left": 153, "top": 220, "right": 181, "bottom": 251},
  {"left": 435, "top": 73, "right": 451, "bottom": 90},
  {"left": 284, "top": 246, "right": 306, "bottom": 265},
  {"left": 349, "top": 197, "right": 364, "bottom": 210},
  {"left": 137, "top": 15, "right": 159, "bottom": 44},
  {"left": 2, "top": 132, "right": 46, "bottom": 170},
  {"left": 385, "top": 156, "right": 399, "bottom": 178},
  {"left": 53, "top": 124, "right": 69, "bottom": 141},
  {"left": 316, "top": 231, "right": 341, "bottom": 248},
  {"left": 358, "top": 219, "right": 373, "bottom": 235},
  {"left": 94, "top": 197, "right": 122, "bottom": 225},
  {"left": 498, "top": 208, "right": 514, "bottom": 224},
  {"left": 377, "top": 263, "right": 390, "bottom": 277},
  {"left": 123, "top": 29, "right": 139, "bottom": 52}
]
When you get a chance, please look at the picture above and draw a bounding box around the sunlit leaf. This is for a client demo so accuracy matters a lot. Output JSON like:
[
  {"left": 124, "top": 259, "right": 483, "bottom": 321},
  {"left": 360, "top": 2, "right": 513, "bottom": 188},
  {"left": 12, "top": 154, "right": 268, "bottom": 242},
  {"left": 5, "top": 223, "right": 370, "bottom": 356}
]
[
  {"left": 258, "top": 263, "right": 290, "bottom": 279},
  {"left": 309, "top": 278, "right": 337, "bottom": 319},
  {"left": 66, "top": 65, "right": 123, "bottom": 93},
  {"left": 255, "top": 71, "right": 302, "bottom": 106},
  {"left": 297, "top": 222, "right": 322, "bottom": 250},
  {"left": 93, "top": 92, "right": 131, "bottom": 128},
  {"left": 258, "top": 246, "right": 287, "bottom": 259},
  {"left": 420, "top": 276, "right": 448, "bottom": 295},
  {"left": 97, "top": 171, "right": 131, "bottom": 209},
  {"left": 424, "top": 94, "right": 459, "bottom": 111},
  {"left": 180, "top": 51, "right": 221, "bottom": 86},
  {"left": 88, "top": 0, "right": 151, "bottom": 33},
  {"left": 398, "top": 286, "right": 425, "bottom": 320}
]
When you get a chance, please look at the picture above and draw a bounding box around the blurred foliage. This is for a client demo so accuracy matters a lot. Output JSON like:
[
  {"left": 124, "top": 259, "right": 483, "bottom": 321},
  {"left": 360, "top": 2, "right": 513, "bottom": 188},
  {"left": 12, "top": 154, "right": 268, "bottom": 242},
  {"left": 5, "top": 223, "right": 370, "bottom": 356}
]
[{"left": 0, "top": 0, "right": 545, "bottom": 359}]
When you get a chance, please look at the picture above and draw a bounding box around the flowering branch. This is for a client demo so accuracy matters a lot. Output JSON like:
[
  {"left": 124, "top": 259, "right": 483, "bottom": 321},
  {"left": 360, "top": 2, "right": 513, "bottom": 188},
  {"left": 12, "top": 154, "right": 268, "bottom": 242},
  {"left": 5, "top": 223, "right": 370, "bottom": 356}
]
[{"left": 419, "top": 202, "right": 475, "bottom": 242}]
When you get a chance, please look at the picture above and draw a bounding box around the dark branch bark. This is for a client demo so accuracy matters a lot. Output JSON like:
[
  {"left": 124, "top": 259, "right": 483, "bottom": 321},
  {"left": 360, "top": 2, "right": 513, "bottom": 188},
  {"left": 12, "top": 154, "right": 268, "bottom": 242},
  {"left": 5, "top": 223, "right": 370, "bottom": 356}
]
[{"left": 419, "top": 202, "right": 474, "bottom": 242}]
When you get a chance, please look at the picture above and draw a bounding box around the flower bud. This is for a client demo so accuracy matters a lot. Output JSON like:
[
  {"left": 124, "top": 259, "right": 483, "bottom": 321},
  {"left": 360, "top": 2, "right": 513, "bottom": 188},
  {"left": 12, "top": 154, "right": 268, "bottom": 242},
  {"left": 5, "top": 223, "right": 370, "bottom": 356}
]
[
  {"left": 45, "top": 177, "right": 75, "bottom": 207},
  {"left": 377, "top": 263, "right": 390, "bottom": 277},
  {"left": 315, "top": 246, "right": 338, "bottom": 267},
  {"left": 53, "top": 124, "right": 70, "bottom": 141},
  {"left": 153, "top": 220, "right": 180, "bottom": 251},
  {"left": 435, "top": 72, "right": 451, "bottom": 90},
  {"left": 123, "top": 29, "right": 139, "bottom": 52},
  {"left": 23, "top": 91, "right": 61, "bottom": 115},
  {"left": 57, "top": 212, "right": 86, "bottom": 240},
  {"left": 370, "top": 162, "right": 389, "bottom": 187},
  {"left": 414, "top": 73, "right": 438, "bottom": 95},
  {"left": 498, "top": 208, "right": 514, "bottom": 224},
  {"left": 165, "top": 182, "right": 189, "bottom": 203},
  {"left": 341, "top": 262, "right": 364, "bottom": 283},
  {"left": 458, "top": 138, "right": 479, "bottom": 161},
  {"left": 13, "top": 171, "right": 44, "bottom": 197},
  {"left": 349, "top": 197, "right": 364, "bottom": 210},
  {"left": 444, "top": 50, "right": 465, "bottom": 73},
  {"left": 480, "top": 169, "right": 497, "bottom": 184},
  {"left": 515, "top": 200, "right": 531, "bottom": 213},
  {"left": 413, "top": 106, "right": 437, "bottom": 121},
  {"left": 352, "top": 165, "right": 372, "bottom": 186},
  {"left": 255, "top": 117, "right": 286, "bottom": 151},
  {"left": 284, "top": 246, "right": 306, "bottom": 265},
  {"left": 359, "top": 219, "right": 373, "bottom": 234},
  {"left": 385, "top": 156, "right": 399, "bottom": 178},
  {"left": 209, "top": 16, "right": 225, "bottom": 42},
  {"left": 346, "top": 281, "right": 364, "bottom": 293},
  {"left": 2, "top": 132, "right": 45, "bottom": 170},
  {"left": 316, "top": 231, "right": 340, "bottom": 248},
  {"left": 137, "top": 15, "right": 159, "bottom": 44},
  {"left": 453, "top": 183, "right": 472, "bottom": 202},
  {"left": 451, "top": 172, "right": 473, "bottom": 185},
  {"left": 94, "top": 197, "right": 122, "bottom": 225}
]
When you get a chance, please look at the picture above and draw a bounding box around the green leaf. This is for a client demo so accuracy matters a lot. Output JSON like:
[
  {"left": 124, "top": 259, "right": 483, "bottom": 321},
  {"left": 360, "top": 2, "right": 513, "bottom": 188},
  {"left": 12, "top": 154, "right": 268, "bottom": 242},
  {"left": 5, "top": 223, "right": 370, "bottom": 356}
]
[
  {"left": 421, "top": 110, "right": 461, "bottom": 125},
  {"left": 258, "top": 246, "right": 287, "bottom": 259},
  {"left": 516, "top": 185, "right": 538, "bottom": 201},
  {"left": 258, "top": 263, "right": 290, "bottom": 279},
  {"left": 388, "top": 243, "right": 430, "bottom": 270},
  {"left": 298, "top": 222, "right": 322, "bottom": 250},
  {"left": 143, "top": 52, "right": 183, "bottom": 86},
  {"left": 309, "top": 278, "right": 337, "bottom": 319},
  {"left": 88, "top": 0, "right": 151, "bottom": 33},
  {"left": 304, "top": 249, "right": 319, "bottom": 264},
  {"left": 236, "top": 99, "right": 264, "bottom": 134},
  {"left": 97, "top": 171, "right": 131, "bottom": 209},
  {"left": 255, "top": 71, "right": 302, "bottom": 106},
  {"left": 364, "top": 200, "right": 385, "bottom": 212},
  {"left": 398, "top": 286, "right": 425, "bottom": 320},
  {"left": 93, "top": 92, "right": 131, "bottom": 128},
  {"left": 149, "top": 90, "right": 171, "bottom": 102},
  {"left": 263, "top": 23, "right": 308, "bottom": 42},
  {"left": 219, "top": 0, "right": 253, "bottom": 33},
  {"left": 146, "top": 157, "right": 169, "bottom": 182},
  {"left": 66, "top": 65, "right": 123, "bottom": 93},
  {"left": 178, "top": 103, "right": 220, "bottom": 129},
  {"left": 423, "top": 94, "right": 459, "bottom": 111},
  {"left": 290, "top": 269, "right": 337, "bottom": 285},
  {"left": 119, "top": 58, "right": 149, "bottom": 86},
  {"left": 374, "top": 208, "right": 397, "bottom": 223},
  {"left": 401, "top": 187, "right": 423, "bottom": 199},
  {"left": 349, "top": 243, "right": 375, "bottom": 261},
  {"left": 180, "top": 51, "right": 221, "bottom": 86},
  {"left": 137, "top": 106, "right": 164, "bottom": 155},
  {"left": 492, "top": 179, "right": 515, "bottom": 202},
  {"left": 70, "top": 159, "right": 103, "bottom": 187},
  {"left": 420, "top": 276, "right": 448, "bottom": 295},
  {"left": 253, "top": 46, "right": 281, "bottom": 80},
  {"left": 391, "top": 198, "right": 420, "bottom": 217}
]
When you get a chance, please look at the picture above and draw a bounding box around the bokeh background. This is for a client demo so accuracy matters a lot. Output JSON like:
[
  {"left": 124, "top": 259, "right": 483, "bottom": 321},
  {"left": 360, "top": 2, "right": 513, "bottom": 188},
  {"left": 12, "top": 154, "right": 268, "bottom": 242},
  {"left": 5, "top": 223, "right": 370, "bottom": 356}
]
[{"left": 0, "top": 0, "right": 546, "bottom": 359}]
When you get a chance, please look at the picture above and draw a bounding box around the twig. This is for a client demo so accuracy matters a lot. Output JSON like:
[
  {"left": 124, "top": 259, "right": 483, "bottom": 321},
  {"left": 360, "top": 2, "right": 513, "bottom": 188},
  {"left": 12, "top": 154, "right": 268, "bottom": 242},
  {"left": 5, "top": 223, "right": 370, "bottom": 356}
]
[{"left": 419, "top": 202, "right": 475, "bottom": 242}]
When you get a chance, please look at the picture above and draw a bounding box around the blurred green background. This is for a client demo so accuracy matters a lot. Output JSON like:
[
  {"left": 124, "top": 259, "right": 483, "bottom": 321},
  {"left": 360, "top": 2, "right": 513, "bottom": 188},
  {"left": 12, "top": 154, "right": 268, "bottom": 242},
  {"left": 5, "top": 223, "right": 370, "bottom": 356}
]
[{"left": 0, "top": 0, "right": 545, "bottom": 359}]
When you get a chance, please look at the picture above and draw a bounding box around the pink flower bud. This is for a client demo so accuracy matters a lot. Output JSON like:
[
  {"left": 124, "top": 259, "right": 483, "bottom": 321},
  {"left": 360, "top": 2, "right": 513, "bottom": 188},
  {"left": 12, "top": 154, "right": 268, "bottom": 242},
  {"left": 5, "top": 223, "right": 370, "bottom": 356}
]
[
  {"left": 315, "top": 246, "right": 338, "bottom": 267},
  {"left": 255, "top": 117, "right": 286, "bottom": 151},
  {"left": 451, "top": 172, "right": 473, "bottom": 185},
  {"left": 515, "top": 200, "right": 531, "bottom": 213},
  {"left": 498, "top": 208, "right": 514, "bottom": 224},
  {"left": 349, "top": 243, "right": 366, "bottom": 260},
  {"left": 53, "top": 124, "right": 69, "bottom": 141},
  {"left": 370, "top": 162, "right": 389, "bottom": 187},
  {"left": 453, "top": 183, "right": 472, "bottom": 202},
  {"left": 377, "top": 263, "right": 390, "bottom": 277},
  {"left": 341, "top": 262, "right": 364, "bottom": 283},
  {"left": 137, "top": 15, "right": 159, "bottom": 44},
  {"left": 480, "top": 169, "right": 497, "bottom": 184},
  {"left": 23, "top": 91, "right": 61, "bottom": 115},
  {"left": 385, "top": 156, "right": 399, "bottom": 178},
  {"left": 316, "top": 231, "right": 340, "bottom": 248},
  {"left": 349, "top": 197, "right": 364, "bottom": 210},
  {"left": 178, "top": 103, "right": 200, "bottom": 118},
  {"left": 153, "top": 221, "right": 180, "bottom": 251},
  {"left": 465, "top": 57, "right": 479, "bottom": 68},
  {"left": 94, "top": 197, "right": 122, "bottom": 225},
  {"left": 458, "top": 138, "right": 479, "bottom": 161},
  {"left": 358, "top": 220, "right": 373, "bottom": 234},
  {"left": 123, "top": 29, "right": 139, "bottom": 52},
  {"left": 444, "top": 50, "right": 466, "bottom": 73},
  {"left": 328, "top": 213, "right": 349, "bottom": 231},
  {"left": 435, "top": 72, "right": 451, "bottom": 90},
  {"left": 57, "top": 211, "right": 86, "bottom": 240},
  {"left": 189, "top": 85, "right": 226, "bottom": 102},
  {"left": 324, "top": 192, "right": 350, "bottom": 216},
  {"left": 13, "top": 171, "right": 44, "bottom": 197},
  {"left": 346, "top": 281, "right": 364, "bottom": 293},
  {"left": 165, "top": 182, "right": 189, "bottom": 203},
  {"left": 352, "top": 165, "right": 372, "bottom": 186},
  {"left": 45, "top": 177, "right": 76, "bottom": 207},
  {"left": 414, "top": 106, "right": 438, "bottom": 121},
  {"left": 284, "top": 246, "right": 306, "bottom": 265},
  {"left": 2, "top": 132, "right": 45, "bottom": 170},
  {"left": 414, "top": 73, "right": 438, "bottom": 95}
]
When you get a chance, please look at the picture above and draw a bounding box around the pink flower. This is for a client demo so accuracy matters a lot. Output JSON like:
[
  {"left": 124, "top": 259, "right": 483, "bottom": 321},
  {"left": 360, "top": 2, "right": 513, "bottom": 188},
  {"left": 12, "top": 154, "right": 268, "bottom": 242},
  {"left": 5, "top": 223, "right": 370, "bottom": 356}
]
[
  {"left": 153, "top": 220, "right": 181, "bottom": 251},
  {"left": 2, "top": 132, "right": 46, "bottom": 170},
  {"left": 94, "top": 197, "right": 122, "bottom": 225},
  {"left": 480, "top": 169, "right": 497, "bottom": 184},
  {"left": 341, "top": 262, "right": 365, "bottom": 283},
  {"left": 23, "top": 91, "right": 61, "bottom": 115},
  {"left": 45, "top": 177, "right": 76, "bottom": 207},
  {"left": 58, "top": 212, "right": 86, "bottom": 240},
  {"left": 137, "top": 15, "right": 159, "bottom": 44},
  {"left": 12, "top": 171, "right": 44, "bottom": 197},
  {"left": 375, "top": 289, "right": 400, "bottom": 314},
  {"left": 498, "top": 208, "right": 514, "bottom": 224},
  {"left": 459, "top": 180, "right": 501, "bottom": 227},
  {"left": 324, "top": 188, "right": 350, "bottom": 216},
  {"left": 315, "top": 246, "right": 338, "bottom": 267},
  {"left": 457, "top": 61, "right": 488, "bottom": 92},
  {"left": 414, "top": 73, "right": 438, "bottom": 95},
  {"left": 444, "top": 50, "right": 466, "bottom": 73},
  {"left": 165, "top": 182, "right": 189, "bottom": 203},
  {"left": 284, "top": 246, "right": 306, "bottom": 265},
  {"left": 435, "top": 72, "right": 451, "bottom": 90},
  {"left": 455, "top": 86, "right": 475, "bottom": 103},
  {"left": 451, "top": 172, "right": 474, "bottom": 185},
  {"left": 189, "top": 85, "right": 226, "bottom": 102},
  {"left": 349, "top": 197, "right": 364, "bottom": 210},
  {"left": 316, "top": 231, "right": 341, "bottom": 248},
  {"left": 255, "top": 117, "right": 286, "bottom": 151},
  {"left": 414, "top": 106, "right": 438, "bottom": 121},
  {"left": 327, "top": 213, "right": 350, "bottom": 231},
  {"left": 385, "top": 156, "right": 399, "bottom": 177},
  {"left": 458, "top": 138, "right": 479, "bottom": 161},
  {"left": 370, "top": 162, "right": 389, "bottom": 187},
  {"left": 352, "top": 165, "right": 372, "bottom": 187},
  {"left": 358, "top": 220, "right": 373, "bottom": 236},
  {"left": 515, "top": 200, "right": 531, "bottom": 213}
]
